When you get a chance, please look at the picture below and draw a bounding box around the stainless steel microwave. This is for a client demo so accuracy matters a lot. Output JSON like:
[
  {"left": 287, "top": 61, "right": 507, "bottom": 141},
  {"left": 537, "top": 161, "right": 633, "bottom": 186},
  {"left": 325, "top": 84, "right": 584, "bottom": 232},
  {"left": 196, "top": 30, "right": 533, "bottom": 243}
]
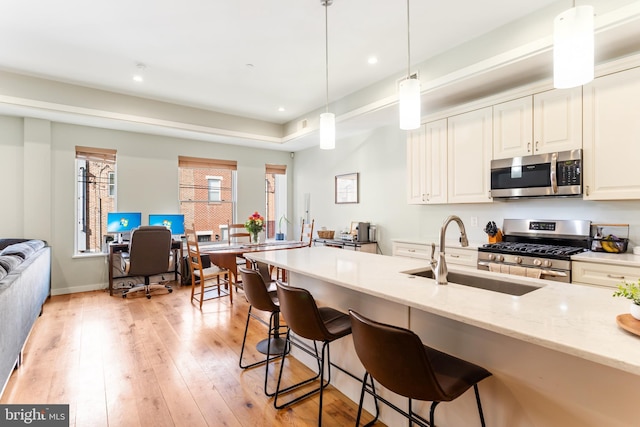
[{"left": 490, "top": 149, "right": 582, "bottom": 199}]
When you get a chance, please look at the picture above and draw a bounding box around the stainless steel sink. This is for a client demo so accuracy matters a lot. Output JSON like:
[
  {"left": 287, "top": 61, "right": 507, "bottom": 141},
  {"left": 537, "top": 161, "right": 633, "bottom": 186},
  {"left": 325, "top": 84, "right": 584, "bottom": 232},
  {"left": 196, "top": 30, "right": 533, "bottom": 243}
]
[{"left": 403, "top": 269, "right": 541, "bottom": 296}]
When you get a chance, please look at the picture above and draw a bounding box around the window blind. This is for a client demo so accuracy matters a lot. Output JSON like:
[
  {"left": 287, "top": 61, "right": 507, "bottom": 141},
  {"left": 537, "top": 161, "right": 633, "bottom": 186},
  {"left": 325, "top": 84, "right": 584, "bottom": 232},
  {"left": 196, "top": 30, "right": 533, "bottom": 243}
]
[
  {"left": 178, "top": 156, "right": 237, "bottom": 170},
  {"left": 265, "top": 164, "right": 287, "bottom": 175},
  {"left": 75, "top": 146, "right": 116, "bottom": 163}
]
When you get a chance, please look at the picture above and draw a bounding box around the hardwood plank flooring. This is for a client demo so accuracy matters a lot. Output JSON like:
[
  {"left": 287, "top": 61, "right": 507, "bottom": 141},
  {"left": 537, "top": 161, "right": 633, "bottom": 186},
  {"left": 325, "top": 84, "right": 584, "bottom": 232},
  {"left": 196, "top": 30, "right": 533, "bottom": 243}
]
[{"left": 1, "top": 283, "right": 380, "bottom": 426}]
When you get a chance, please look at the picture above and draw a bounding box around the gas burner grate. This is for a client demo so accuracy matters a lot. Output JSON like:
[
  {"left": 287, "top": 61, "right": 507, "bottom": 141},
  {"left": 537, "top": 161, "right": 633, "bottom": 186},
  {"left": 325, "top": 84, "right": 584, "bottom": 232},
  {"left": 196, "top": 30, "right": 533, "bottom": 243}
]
[{"left": 481, "top": 242, "right": 587, "bottom": 257}]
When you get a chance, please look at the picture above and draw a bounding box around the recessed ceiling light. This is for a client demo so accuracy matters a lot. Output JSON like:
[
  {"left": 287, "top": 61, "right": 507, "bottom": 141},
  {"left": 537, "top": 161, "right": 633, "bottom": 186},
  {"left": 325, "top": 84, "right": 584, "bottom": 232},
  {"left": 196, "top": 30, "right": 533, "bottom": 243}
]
[
  {"left": 133, "top": 63, "right": 146, "bottom": 83},
  {"left": 278, "top": 107, "right": 285, "bottom": 112},
  {"left": 367, "top": 56, "right": 378, "bottom": 65}
]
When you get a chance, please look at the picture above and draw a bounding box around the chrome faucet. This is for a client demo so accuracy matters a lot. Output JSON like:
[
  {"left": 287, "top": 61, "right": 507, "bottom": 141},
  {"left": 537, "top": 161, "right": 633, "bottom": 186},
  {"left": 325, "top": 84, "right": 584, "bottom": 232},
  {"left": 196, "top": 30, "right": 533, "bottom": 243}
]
[{"left": 429, "top": 215, "right": 469, "bottom": 285}]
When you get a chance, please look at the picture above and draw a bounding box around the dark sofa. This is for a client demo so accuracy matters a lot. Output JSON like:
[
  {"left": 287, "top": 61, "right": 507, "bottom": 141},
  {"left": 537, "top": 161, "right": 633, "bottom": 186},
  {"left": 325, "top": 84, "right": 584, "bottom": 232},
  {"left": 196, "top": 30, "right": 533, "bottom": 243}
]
[{"left": 0, "top": 239, "right": 51, "bottom": 398}]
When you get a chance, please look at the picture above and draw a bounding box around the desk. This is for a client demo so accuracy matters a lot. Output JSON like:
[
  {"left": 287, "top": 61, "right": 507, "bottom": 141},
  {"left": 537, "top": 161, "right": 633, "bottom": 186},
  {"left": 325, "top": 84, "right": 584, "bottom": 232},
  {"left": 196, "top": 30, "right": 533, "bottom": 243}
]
[
  {"left": 108, "top": 240, "right": 183, "bottom": 296},
  {"left": 200, "top": 240, "right": 308, "bottom": 285}
]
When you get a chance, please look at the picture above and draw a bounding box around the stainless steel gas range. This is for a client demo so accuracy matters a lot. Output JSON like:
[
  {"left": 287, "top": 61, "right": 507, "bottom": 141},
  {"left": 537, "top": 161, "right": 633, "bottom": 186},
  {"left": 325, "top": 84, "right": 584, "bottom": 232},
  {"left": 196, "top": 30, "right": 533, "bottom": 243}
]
[{"left": 477, "top": 219, "right": 591, "bottom": 283}]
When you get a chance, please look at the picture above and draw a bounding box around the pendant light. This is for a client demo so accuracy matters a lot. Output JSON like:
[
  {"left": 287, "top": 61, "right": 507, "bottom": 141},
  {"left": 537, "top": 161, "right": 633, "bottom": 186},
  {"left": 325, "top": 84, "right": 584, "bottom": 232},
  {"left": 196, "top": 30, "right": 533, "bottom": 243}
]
[
  {"left": 399, "top": 0, "right": 421, "bottom": 130},
  {"left": 319, "top": 0, "right": 335, "bottom": 150},
  {"left": 553, "top": 1, "right": 594, "bottom": 89}
]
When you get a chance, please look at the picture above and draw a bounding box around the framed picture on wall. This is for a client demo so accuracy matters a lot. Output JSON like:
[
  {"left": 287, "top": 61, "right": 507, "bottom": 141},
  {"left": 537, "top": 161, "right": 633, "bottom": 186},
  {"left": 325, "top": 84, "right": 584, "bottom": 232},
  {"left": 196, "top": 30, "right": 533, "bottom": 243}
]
[{"left": 335, "top": 172, "right": 359, "bottom": 204}]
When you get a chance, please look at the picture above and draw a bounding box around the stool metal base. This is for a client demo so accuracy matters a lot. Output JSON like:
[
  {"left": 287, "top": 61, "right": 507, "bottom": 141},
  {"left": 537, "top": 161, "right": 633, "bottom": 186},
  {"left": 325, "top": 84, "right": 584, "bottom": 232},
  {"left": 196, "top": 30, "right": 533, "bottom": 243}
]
[{"left": 256, "top": 337, "right": 288, "bottom": 355}]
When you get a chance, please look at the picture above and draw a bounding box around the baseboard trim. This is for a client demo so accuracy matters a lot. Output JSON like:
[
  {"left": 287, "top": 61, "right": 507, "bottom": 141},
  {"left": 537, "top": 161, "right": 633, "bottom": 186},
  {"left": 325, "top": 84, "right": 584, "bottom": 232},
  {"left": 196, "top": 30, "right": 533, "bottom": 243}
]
[{"left": 51, "top": 283, "right": 107, "bottom": 296}]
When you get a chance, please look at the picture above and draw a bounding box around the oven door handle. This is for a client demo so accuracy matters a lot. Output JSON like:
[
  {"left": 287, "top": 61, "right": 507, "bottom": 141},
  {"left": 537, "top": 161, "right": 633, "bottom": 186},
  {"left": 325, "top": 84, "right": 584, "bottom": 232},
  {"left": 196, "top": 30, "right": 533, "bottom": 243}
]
[
  {"left": 477, "top": 262, "right": 567, "bottom": 278},
  {"left": 540, "top": 269, "right": 567, "bottom": 277},
  {"left": 550, "top": 152, "right": 558, "bottom": 194}
]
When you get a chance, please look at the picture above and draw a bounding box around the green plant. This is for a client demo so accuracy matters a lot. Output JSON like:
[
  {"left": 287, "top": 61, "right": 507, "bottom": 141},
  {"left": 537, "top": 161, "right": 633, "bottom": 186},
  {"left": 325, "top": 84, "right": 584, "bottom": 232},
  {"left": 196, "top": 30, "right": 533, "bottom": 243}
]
[
  {"left": 278, "top": 214, "right": 291, "bottom": 233},
  {"left": 613, "top": 279, "right": 640, "bottom": 305}
]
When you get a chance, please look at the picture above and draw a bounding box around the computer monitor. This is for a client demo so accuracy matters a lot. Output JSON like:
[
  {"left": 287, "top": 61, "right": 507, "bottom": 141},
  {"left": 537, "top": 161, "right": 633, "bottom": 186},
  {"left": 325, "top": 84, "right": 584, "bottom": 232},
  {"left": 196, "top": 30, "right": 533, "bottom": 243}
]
[
  {"left": 148, "top": 214, "right": 185, "bottom": 237},
  {"left": 107, "top": 212, "right": 142, "bottom": 243}
]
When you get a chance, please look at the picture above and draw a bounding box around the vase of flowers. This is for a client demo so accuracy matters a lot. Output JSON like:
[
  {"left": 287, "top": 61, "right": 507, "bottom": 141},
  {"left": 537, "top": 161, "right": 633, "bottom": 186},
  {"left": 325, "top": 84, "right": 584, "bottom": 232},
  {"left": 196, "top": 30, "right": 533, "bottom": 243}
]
[{"left": 245, "top": 211, "right": 264, "bottom": 244}]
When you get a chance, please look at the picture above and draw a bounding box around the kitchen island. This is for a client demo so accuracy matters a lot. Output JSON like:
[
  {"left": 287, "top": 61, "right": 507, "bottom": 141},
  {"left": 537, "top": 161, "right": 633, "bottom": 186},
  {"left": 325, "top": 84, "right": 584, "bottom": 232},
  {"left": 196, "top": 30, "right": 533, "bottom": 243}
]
[{"left": 246, "top": 246, "right": 640, "bottom": 427}]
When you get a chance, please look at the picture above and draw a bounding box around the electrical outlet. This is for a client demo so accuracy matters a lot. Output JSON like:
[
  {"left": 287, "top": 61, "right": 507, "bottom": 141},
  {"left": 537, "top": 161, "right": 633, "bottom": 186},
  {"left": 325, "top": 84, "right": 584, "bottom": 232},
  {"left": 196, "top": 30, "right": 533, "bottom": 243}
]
[{"left": 471, "top": 216, "right": 478, "bottom": 227}]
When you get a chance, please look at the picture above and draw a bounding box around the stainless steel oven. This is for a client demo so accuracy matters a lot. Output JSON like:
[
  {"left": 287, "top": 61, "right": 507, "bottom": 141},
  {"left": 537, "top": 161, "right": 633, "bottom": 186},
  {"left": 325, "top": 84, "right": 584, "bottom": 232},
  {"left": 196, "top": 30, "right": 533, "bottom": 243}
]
[
  {"left": 490, "top": 149, "right": 582, "bottom": 199},
  {"left": 477, "top": 219, "right": 590, "bottom": 283}
]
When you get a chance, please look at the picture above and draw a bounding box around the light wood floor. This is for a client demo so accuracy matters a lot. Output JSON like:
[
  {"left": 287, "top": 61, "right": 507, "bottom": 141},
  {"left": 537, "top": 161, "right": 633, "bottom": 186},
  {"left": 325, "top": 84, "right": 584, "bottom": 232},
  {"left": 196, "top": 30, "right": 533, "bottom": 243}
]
[{"left": 1, "top": 283, "right": 379, "bottom": 427}]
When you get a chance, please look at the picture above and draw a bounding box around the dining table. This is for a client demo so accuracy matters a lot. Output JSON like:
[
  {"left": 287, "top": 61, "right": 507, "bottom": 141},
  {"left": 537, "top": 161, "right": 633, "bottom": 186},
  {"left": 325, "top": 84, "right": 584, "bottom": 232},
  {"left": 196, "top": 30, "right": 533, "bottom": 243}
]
[{"left": 200, "top": 240, "right": 309, "bottom": 285}]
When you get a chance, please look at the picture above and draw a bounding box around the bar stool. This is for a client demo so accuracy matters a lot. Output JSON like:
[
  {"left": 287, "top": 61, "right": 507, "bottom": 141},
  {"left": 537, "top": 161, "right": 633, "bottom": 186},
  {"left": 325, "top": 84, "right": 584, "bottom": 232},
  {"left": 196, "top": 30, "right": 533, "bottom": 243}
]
[
  {"left": 238, "top": 267, "right": 288, "bottom": 396},
  {"left": 349, "top": 309, "right": 492, "bottom": 427},
  {"left": 274, "top": 281, "right": 352, "bottom": 426}
]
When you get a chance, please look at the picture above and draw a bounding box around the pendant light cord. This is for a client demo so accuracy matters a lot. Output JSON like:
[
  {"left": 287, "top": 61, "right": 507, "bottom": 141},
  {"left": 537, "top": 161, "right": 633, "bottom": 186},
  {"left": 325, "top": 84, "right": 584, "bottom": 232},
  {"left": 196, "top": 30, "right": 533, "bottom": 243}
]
[
  {"left": 406, "top": 0, "right": 411, "bottom": 79},
  {"left": 324, "top": 0, "right": 330, "bottom": 113}
]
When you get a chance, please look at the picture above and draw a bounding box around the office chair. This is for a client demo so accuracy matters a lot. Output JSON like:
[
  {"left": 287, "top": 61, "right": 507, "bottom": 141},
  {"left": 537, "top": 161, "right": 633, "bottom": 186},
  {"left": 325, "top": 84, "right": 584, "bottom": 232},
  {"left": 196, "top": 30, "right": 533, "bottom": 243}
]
[{"left": 121, "top": 226, "right": 174, "bottom": 299}]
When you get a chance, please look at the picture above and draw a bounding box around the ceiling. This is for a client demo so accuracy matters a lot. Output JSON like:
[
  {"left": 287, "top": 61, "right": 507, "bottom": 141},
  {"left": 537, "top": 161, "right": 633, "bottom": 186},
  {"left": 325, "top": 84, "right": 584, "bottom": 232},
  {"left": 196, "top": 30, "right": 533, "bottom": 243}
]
[{"left": 1, "top": 0, "right": 638, "bottom": 151}]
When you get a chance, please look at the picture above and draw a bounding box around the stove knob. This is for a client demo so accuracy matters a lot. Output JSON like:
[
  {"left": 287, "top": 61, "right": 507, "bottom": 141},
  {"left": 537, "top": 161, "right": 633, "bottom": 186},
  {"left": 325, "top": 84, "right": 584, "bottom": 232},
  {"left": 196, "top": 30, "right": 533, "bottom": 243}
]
[
  {"left": 542, "top": 260, "right": 552, "bottom": 268},
  {"left": 533, "top": 259, "right": 542, "bottom": 266},
  {"left": 496, "top": 255, "right": 505, "bottom": 262},
  {"left": 488, "top": 254, "right": 496, "bottom": 261},
  {"left": 514, "top": 256, "right": 523, "bottom": 264}
]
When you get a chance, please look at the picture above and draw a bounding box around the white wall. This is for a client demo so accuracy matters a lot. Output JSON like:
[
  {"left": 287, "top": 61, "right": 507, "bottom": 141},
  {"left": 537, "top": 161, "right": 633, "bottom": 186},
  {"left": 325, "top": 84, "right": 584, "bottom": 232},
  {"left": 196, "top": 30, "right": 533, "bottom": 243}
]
[
  {"left": 0, "top": 118, "right": 292, "bottom": 294},
  {"left": 293, "top": 124, "right": 640, "bottom": 257},
  {"left": 0, "top": 116, "right": 25, "bottom": 236}
]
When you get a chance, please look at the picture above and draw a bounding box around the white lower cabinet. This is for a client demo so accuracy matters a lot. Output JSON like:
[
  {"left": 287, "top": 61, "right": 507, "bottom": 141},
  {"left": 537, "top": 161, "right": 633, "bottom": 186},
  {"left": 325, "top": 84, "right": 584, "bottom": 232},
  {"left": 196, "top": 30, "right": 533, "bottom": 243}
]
[
  {"left": 392, "top": 241, "right": 477, "bottom": 268},
  {"left": 572, "top": 261, "right": 640, "bottom": 289},
  {"left": 392, "top": 241, "right": 432, "bottom": 260}
]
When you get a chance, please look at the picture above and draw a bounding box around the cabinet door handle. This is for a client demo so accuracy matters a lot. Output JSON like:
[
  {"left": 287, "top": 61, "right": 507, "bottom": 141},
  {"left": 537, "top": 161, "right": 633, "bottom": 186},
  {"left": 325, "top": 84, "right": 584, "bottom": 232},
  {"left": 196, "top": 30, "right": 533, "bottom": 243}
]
[
  {"left": 408, "top": 249, "right": 416, "bottom": 252},
  {"left": 607, "top": 274, "right": 625, "bottom": 279},
  {"left": 449, "top": 254, "right": 460, "bottom": 258},
  {"left": 535, "top": 141, "right": 539, "bottom": 151},
  {"left": 527, "top": 142, "right": 531, "bottom": 152},
  {"left": 585, "top": 185, "right": 590, "bottom": 197}
]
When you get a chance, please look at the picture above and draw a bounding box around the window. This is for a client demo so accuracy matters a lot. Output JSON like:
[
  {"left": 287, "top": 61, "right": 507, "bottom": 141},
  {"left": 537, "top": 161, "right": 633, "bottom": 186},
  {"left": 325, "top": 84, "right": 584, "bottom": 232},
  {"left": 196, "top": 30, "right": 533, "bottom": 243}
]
[
  {"left": 108, "top": 172, "right": 115, "bottom": 197},
  {"left": 179, "top": 156, "right": 237, "bottom": 242},
  {"left": 75, "top": 146, "right": 116, "bottom": 254},
  {"left": 207, "top": 176, "right": 222, "bottom": 202},
  {"left": 265, "top": 164, "right": 287, "bottom": 239}
]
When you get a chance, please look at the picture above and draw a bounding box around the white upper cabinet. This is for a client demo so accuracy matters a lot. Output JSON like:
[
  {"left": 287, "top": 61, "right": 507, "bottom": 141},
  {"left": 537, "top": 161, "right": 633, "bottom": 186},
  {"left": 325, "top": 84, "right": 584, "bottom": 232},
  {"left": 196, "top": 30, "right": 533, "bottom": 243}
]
[
  {"left": 583, "top": 66, "right": 640, "bottom": 200},
  {"left": 447, "top": 107, "right": 493, "bottom": 203},
  {"left": 406, "top": 120, "right": 447, "bottom": 204},
  {"left": 493, "top": 87, "right": 582, "bottom": 159},
  {"left": 406, "top": 126, "right": 426, "bottom": 204},
  {"left": 493, "top": 96, "right": 532, "bottom": 159}
]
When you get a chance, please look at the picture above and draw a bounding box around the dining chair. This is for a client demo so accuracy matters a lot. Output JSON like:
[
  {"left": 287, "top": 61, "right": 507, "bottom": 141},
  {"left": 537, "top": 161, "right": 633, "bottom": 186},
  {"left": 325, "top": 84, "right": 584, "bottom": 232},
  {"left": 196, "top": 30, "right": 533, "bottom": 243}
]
[
  {"left": 300, "top": 218, "right": 315, "bottom": 247},
  {"left": 227, "top": 221, "right": 252, "bottom": 288},
  {"left": 185, "top": 225, "right": 231, "bottom": 308},
  {"left": 228, "top": 222, "right": 251, "bottom": 245}
]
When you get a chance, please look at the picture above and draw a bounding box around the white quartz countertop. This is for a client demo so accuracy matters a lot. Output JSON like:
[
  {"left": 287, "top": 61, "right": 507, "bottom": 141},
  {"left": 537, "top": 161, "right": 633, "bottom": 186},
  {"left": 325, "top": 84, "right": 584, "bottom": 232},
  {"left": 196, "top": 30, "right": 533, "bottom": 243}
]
[
  {"left": 572, "top": 250, "right": 640, "bottom": 267},
  {"left": 246, "top": 246, "right": 640, "bottom": 376}
]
